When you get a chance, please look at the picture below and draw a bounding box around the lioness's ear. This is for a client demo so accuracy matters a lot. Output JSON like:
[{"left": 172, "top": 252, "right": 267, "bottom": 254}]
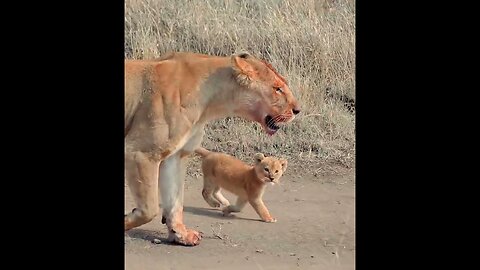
[
  {"left": 231, "top": 52, "right": 257, "bottom": 83},
  {"left": 254, "top": 153, "right": 265, "bottom": 163},
  {"left": 280, "top": 159, "right": 288, "bottom": 172}
]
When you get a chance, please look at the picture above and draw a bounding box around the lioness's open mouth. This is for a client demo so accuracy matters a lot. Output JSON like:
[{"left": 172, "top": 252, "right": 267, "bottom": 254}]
[{"left": 264, "top": 115, "right": 280, "bottom": 135}]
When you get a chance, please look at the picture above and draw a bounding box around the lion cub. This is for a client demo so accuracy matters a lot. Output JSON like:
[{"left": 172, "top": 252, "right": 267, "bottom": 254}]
[{"left": 194, "top": 147, "right": 287, "bottom": 223}]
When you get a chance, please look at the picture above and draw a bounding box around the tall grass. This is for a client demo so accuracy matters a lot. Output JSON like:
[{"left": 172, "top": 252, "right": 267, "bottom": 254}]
[{"left": 125, "top": 0, "right": 355, "bottom": 172}]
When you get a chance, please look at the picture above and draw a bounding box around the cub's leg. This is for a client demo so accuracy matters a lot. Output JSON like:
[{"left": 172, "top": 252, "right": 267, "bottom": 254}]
[
  {"left": 160, "top": 152, "right": 201, "bottom": 246},
  {"left": 125, "top": 151, "right": 160, "bottom": 231},
  {"left": 202, "top": 177, "right": 221, "bottom": 208},
  {"left": 222, "top": 197, "right": 247, "bottom": 216},
  {"left": 213, "top": 188, "right": 230, "bottom": 207},
  {"left": 249, "top": 197, "right": 277, "bottom": 223}
]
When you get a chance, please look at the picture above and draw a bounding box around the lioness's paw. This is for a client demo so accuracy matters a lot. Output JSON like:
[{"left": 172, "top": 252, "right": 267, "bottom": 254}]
[
  {"left": 184, "top": 229, "right": 202, "bottom": 246},
  {"left": 169, "top": 228, "right": 202, "bottom": 246}
]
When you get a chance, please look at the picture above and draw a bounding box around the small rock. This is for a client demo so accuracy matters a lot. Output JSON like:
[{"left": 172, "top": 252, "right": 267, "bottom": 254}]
[
  {"left": 290, "top": 253, "right": 296, "bottom": 256},
  {"left": 256, "top": 249, "right": 264, "bottom": 253},
  {"left": 310, "top": 255, "right": 314, "bottom": 258},
  {"left": 152, "top": 238, "right": 162, "bottom": 244}
]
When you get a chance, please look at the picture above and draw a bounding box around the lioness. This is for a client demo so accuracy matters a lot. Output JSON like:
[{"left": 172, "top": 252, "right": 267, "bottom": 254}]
[
  {"left": 125, "top": 51, "right": 300, "bottom": 246},
  {"left": 195, "top": 147, "right": 287, "bottom": 223}
]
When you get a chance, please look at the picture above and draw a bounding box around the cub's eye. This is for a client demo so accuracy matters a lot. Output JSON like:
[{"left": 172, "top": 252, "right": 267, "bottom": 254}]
[
  {"left": 276, "top": 87, "right": 283, "bottom": 93},
  {"left": 264, "top": 167, "right": 269, "bottom": 172},
  {"left": 275, "top": 170, "right": 279, "bottom": 173}
]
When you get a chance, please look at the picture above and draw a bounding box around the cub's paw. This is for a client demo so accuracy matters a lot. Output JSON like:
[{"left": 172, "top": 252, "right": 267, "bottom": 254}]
[
  {"left": 262, "top": 217, "right": 277, "bottom": 223},
  {"left": 222, "top": 207, "right": 232, "bottom": 217},
  {"left": 207, "top": 201, "right": 221, "bottom": 208}
]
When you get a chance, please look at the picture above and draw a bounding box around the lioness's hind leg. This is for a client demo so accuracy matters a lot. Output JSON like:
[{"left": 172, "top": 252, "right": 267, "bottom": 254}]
[
  {"left": 125, "top": 152, "right": 160, "bottom": 231},
  {"left": 202, "top": 177, "right": 221, "bottom": 208},
  {"left": 213, "top": 188, "right": 230, "bottom": 206}
]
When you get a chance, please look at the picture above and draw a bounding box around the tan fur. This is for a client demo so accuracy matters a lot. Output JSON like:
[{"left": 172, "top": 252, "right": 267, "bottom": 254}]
[
  {"left": 124, "top": 51, "right": 299, "bottom": 246},
  {"left": 195, "top": 147, "right": 288, "bottom": 223}
]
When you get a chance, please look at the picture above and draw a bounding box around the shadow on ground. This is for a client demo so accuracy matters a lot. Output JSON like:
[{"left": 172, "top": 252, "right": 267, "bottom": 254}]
[{"left": 183, "top": 205, "right": 260, "bottom": 222}]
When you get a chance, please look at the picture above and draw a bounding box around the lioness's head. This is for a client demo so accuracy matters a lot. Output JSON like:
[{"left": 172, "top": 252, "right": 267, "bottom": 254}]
[
  {"left": 253, "top": 153, "right": 288, "bottom": 184},
  {"left": 231, "top": 52, "right": 301, "bottom": 135}
]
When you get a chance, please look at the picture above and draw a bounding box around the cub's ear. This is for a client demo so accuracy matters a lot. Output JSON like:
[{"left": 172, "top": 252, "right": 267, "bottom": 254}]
[
  {"left": 280, "top": 159, "right": 288, "bottom": 172},
  {"left": 254, "top": 153, "right": 265, "bottom": 164},
  {"left": 231, "top": 51, "right": 257, "bottom": 84},
  {"left": 235, "top": 51, "right": 251, "bottom": 59}
]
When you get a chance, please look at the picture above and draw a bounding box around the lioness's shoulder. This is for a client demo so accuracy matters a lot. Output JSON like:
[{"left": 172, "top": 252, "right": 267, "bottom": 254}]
[{"left": 154, "top": 52, "right": 217, "bottom": 62}]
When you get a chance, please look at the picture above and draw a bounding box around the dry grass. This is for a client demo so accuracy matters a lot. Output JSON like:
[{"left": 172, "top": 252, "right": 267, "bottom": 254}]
[{"left": 125, "top": 0, "right": 355, "bottom": 172}]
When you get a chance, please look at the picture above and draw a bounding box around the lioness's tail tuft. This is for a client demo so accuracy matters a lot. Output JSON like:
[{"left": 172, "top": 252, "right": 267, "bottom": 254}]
[{"left": 194, "top": 147, "right": 211, "bottom": 157}]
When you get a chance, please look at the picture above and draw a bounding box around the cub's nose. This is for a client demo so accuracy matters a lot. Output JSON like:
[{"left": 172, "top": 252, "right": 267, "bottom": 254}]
[
  {"left": 269, "top": 177, "right": 274, "bottom": 181},
  {"left": 292, "top": 108, "right": 301, "bottom": 115}
]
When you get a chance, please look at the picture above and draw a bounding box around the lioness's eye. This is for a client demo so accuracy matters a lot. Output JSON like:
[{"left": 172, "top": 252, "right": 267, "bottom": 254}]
[
  {"left": 264, "top": 167, "right": 269, "bottom": 172},
  {"left": 276, "top": 87, "right": 283, "bottom": 93},
  {"left": 275, "top": 170, "right": 278, "bottom": 173}
]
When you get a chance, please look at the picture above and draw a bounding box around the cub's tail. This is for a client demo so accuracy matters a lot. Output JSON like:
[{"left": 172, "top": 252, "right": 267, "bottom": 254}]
[{"left": 194, "top": 147, "right": 212, "bottom": 158}]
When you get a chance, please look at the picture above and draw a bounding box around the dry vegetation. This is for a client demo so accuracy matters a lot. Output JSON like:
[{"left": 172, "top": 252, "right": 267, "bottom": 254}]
[{"left": 125, "top": 0, "right": 355, "bottom": 174}]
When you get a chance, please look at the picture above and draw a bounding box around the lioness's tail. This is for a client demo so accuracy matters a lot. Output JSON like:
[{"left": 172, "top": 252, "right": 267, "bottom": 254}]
[{"left": 194, "top": 147, "right": 212, "bottom": 158}]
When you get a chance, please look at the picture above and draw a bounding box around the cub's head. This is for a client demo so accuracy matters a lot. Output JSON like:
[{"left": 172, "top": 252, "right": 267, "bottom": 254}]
[
  {"left": 252, "top": 153, "right": 288, "bottom": 184},
  {"left": 231, "top": 52, "right": 301, "bottom": 135}
]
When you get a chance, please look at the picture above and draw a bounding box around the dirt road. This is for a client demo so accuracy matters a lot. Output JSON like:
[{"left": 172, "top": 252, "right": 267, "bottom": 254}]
[{"left": 125, "top": 169, "right": 355, "bottom": 270}]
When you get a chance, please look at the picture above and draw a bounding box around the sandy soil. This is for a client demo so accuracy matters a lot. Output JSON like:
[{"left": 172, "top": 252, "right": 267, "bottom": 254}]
[{"left": 125, "top": 168, "right": 355, "bottom": 270}]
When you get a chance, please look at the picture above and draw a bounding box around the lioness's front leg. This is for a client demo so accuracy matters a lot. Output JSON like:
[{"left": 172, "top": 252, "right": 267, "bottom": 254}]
[
  {"left": 125, "top": 151, "right": 161, "bottom": 231},
  {"left": 159, "top": 152, "right": 201, "bottom": 246}
]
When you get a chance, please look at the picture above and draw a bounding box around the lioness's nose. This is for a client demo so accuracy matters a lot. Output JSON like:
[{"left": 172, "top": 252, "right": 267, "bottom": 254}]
[{"left": 292, "top": 108, "right": 300, "bottom": 115}]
